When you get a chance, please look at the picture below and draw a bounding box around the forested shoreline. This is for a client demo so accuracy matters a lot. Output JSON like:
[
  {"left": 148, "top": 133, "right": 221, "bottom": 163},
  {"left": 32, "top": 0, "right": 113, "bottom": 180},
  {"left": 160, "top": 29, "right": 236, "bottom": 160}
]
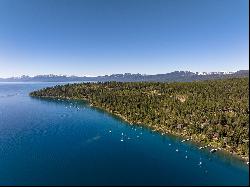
[{"left": 30, "top": 77, "right": 249, "bottom": 162}]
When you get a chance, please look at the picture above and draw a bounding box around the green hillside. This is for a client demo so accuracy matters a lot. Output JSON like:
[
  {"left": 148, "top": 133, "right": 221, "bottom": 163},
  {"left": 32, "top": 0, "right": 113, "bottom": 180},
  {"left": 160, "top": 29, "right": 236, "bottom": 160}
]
[{"left": 30, "top": 77, "right": 249, "bottom": 161}]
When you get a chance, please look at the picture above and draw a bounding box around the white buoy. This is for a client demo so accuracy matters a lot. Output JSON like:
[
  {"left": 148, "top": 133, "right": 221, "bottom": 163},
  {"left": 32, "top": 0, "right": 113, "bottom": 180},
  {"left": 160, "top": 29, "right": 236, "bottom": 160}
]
[
  {"left": 121, "top": 139, "right": 124, "bottom": 142},
  {"left": 185, "top": 155, "right": 188, "bottom": 159},
  {"left": 169, "top": 143, "right": 171, "bottom": 146},
  {"left": 109, "top": 130, "right": 112, "bottom": 133},
  {"left": 121, "top": 132, "right": 123, "bottom": 135},
  {"left": 176, "top": 149, "right": 179, "bottom": 152}
]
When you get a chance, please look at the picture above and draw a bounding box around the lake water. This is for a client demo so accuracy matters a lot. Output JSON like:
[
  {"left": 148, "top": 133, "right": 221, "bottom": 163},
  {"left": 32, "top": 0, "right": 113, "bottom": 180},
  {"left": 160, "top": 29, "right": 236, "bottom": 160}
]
[{"left": 0, "top": 82, "right": 248, "bottom": 185}]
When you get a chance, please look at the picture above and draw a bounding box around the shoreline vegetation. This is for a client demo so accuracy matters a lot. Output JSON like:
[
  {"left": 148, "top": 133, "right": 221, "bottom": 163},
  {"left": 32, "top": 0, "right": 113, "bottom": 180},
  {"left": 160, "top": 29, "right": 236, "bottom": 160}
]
[{"left": 29, "top": 77, "right": 249, "bottom": 164}]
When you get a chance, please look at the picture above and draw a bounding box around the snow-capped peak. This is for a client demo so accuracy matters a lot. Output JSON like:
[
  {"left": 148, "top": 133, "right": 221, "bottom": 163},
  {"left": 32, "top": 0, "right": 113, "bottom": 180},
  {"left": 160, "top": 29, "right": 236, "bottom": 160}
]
[{"left": 196, "top": 71, "right": 236, "bottom": 75}]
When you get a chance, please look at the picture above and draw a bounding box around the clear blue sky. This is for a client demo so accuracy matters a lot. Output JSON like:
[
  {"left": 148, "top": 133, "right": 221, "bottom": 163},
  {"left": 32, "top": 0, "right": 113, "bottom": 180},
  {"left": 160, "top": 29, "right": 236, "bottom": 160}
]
[{"left": 0, "top": 0, "right": 249, "bottom": 77}]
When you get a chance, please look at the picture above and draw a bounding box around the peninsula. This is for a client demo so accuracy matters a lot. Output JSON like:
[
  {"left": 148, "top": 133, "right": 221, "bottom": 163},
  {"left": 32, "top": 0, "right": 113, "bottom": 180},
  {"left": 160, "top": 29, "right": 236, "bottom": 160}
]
[{"left": 30, "top": 77, "right": 249, "bottom": 162}]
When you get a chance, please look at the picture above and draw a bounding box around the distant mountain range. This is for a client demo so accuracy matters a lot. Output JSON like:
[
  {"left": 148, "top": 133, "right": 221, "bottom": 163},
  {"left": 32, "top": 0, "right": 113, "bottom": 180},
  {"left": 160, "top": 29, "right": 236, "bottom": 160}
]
[{"left": 0, "top": 70, "right": 248, "bottom": 82}]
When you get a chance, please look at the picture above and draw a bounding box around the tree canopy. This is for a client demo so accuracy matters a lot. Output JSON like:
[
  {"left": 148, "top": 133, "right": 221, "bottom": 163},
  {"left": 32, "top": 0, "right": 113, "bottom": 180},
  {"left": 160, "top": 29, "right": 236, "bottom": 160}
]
[{"left": 30, "top": 77, "right": 249, "bottom": 160}]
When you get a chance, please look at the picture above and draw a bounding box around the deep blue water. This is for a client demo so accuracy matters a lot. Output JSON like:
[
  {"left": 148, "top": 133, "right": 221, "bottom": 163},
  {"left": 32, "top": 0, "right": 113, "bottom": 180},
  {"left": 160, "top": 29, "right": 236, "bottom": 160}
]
[{"left": 0, "top": 82, "right": 248, "bottom": 186}]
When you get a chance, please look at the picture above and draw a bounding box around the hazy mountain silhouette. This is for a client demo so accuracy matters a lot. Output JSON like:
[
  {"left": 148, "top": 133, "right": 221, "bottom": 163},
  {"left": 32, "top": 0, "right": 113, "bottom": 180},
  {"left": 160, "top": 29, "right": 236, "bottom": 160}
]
[{"left": 0, "top": 70, "right": 248, "bottom": 82}]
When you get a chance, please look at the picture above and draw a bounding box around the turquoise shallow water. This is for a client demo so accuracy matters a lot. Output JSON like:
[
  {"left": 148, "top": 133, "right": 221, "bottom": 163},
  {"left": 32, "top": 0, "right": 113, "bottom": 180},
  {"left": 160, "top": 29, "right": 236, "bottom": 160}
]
[{"left": 0, "top": 82, "right": 249, "bottom": 186}]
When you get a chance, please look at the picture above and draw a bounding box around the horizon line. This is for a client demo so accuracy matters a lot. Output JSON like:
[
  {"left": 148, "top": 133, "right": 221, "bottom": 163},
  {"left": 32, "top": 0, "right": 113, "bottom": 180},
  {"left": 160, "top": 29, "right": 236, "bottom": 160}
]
[{"left": 0, "top": 69, "right": 248, "bottom": 79}]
